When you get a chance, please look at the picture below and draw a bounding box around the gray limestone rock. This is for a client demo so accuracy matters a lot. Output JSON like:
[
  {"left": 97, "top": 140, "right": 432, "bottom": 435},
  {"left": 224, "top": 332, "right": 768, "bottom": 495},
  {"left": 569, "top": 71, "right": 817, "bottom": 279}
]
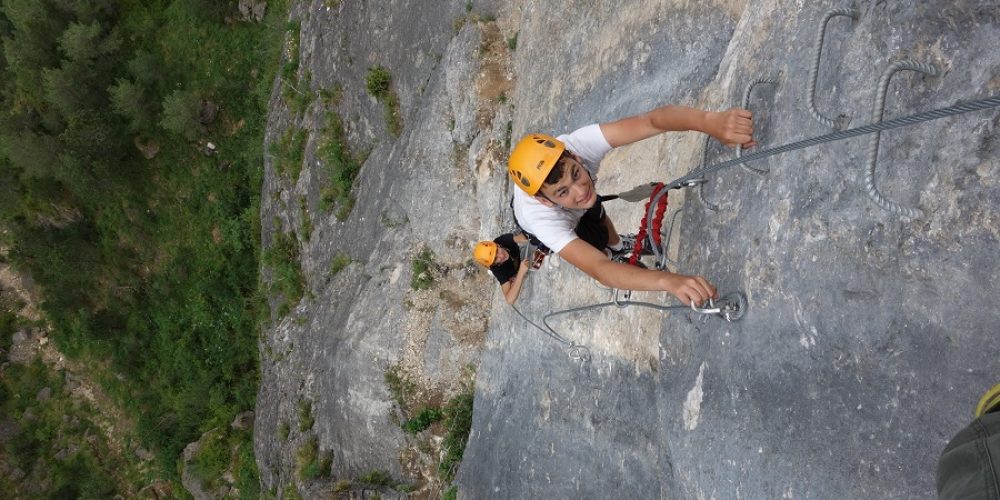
[
  {"left": 257, "top": 1, "right": 1000, "bottom": 498},
  {"left": 238, "top": 0, "right": 267, "bottom": 23},
  {"left": 231, "top": 411, "right": 255, "bottom": 431}
]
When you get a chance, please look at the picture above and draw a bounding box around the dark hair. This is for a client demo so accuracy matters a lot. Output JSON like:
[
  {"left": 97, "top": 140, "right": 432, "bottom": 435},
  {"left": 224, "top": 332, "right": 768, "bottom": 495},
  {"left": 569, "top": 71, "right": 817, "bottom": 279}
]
[{"left": 543, "top": 151, "right": 572, "bottom": 186}]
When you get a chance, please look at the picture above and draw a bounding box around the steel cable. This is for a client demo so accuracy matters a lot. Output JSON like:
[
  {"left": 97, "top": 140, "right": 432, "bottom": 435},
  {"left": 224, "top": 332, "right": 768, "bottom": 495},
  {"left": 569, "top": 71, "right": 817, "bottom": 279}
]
[
  {"left": 667, "top": 94, "right": 1000, "bottom": 190},
  {"left": 513, "top": 94, "right": 1000, "bottom": 361}
]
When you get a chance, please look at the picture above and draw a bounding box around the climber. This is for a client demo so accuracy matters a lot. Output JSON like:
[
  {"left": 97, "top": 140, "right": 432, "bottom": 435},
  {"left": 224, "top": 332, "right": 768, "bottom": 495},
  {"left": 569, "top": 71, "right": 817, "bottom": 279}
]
[
  {"left": 937, "top": 383, "right": 1000, "bottom": 498},
  {"left": 508, "top": 104, "right": 755, "bottom": 305},
  {"left": 473, "top": 233, "right": 544, "bottom": 305}
]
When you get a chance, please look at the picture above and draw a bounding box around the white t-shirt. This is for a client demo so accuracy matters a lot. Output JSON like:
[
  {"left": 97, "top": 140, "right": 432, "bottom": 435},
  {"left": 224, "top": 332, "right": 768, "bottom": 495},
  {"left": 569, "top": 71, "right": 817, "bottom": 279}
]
[{"left": 512, "top": 124, "right": 613, "bottom": 252}]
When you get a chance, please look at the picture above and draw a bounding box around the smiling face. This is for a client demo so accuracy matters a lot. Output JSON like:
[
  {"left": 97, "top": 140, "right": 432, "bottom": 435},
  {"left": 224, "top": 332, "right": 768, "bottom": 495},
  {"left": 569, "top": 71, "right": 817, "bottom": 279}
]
[
  {"left": 535, "top": 155, "right": 597, "bottom": 210},
  {"left": 493, "top": 246, "right": 510, "bottom": 265}
]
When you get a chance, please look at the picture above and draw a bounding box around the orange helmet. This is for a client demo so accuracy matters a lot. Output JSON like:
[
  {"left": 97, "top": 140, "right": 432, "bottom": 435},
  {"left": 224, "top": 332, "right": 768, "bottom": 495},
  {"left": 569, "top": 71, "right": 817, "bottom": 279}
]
[
  {"left": 473, "top": 241, "right": 498, "bottom": 267},
  {"left": 508, "top": 133, "right": 565, "bottom": 195}
]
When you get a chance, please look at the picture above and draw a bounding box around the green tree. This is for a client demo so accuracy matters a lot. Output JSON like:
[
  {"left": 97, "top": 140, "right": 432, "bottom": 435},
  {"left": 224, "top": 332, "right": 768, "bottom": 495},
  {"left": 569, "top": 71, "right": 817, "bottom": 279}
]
[
  {"left": 42, "top": 63, "right": 98, "bottom": 118},
  {"left": 0, "top": 0, "right": 72, "bottom": 113},
  {"left": 126, "top": 50, "right": 160, "bottom": 85},
  {"left": 58, "top": 21, "right": 120, "bottom": 63},
  {"left": 159, "top": 89, "right": 203, "bottom": 140},
  {"left": 3, "top": 130, "right": 62, "bottom": 180},
  {"left": 109, "top": 78, "right": 152, "bottom": 132}
]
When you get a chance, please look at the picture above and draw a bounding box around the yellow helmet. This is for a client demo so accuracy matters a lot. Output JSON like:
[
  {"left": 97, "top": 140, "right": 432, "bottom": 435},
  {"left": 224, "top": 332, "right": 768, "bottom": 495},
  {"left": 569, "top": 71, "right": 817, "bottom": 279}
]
[
  {"left": 508, "top": 133, "right": 565, "bottom": 195},
  {"left": 473, "top": 241, "right": 498, "bottom": 267}
]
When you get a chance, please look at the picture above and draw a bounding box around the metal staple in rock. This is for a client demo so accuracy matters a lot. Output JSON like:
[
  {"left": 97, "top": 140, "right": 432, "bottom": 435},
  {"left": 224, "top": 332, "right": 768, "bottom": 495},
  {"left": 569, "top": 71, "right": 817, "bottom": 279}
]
[
  {"left": 864, "top": 60, "right": 938, "bottom": 219},
  {"left": 700, "top": 76, "right": 780, "bottom": 211},
  {"left": 737, "top": 77, "right": 779, "bottom": 174},
  {"left": 668, "top": 94, "right": 1000, "bottom": 190},
  {"left": 807, "top": 8, "right": 858, "bottom": 129},
  {"left": 514, "top": 93, "right": 1000, "bottom": 361}
]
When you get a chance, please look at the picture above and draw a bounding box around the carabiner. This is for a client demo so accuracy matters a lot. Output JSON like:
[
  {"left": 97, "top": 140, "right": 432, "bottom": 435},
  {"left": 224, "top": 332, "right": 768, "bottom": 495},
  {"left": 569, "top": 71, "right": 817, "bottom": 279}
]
[{"left": 689, "top": 292, "right": 749, "bottom": 322}]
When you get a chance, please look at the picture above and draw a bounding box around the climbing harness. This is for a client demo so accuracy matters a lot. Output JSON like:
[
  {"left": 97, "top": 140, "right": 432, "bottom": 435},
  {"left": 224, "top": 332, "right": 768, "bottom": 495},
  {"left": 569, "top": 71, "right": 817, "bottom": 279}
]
[
  {"left": 629, "top": 183, "right": 669, "bottom": 267},
  {"left": 514, "top": 93, "right": 1000, "bottom": 361},
  {"left": 509, "top": 6, "right": 1000, "bottom": 361}
]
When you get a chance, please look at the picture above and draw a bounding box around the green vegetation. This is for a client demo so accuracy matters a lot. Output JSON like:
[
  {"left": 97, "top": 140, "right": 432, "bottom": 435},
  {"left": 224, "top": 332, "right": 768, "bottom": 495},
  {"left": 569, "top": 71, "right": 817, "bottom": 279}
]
[
  {"left": 452, "top": 16, "right": 467, "bottom": 34},
  {"left": 160, "top": 89, "right": 205, "bottom": 140},
  {"left": 282, "top": 21, "right": 302, "bottom": 81},
  {"left": 298, "top": 399, "right": 315, "bottom": 431},
  {"left": 365, "top": 67, "right": 403, "bottom": 137},
  {"left": 402, "top": 407, "right": 443, "bottom": 434},
  {"left": 279, "top": 22, "right": 316, "bottom": 117},
  {"left": 284, "top": 482, "right": 303, "bottom": 500},
  {"left": 440, "top": 390, "right": 475, "bottom": 482},
  {"left": 190, "top": 430, "right": 231, "bottom": 489},
  {"left": 335, "top": 195, "right": 357, "bottom": 221},
  {"left": 365, "top": 67, "right": 393, "bottom": 96},
  {"left": 442, "top": 485, "right": 459, "bottom": 500},
  {"left": 380, "top": 211, "right": 409, "bottom": 229},
  {"left": 384, "top": 364, "right": 418, "bottom": 411},
  {"left": 233, "top": 439, "right": 262, "bottom": 498},
  {"left": 330, "top": 253, "right": 351, "bottom": 277},
  {"left": 0, "top": 359, "right": 128, "bottom": 497},
  {"left": 0, "top": 0, "right": 290, "bottom": 492},
  {"left": 188, "top": 426, "right": 256, "bottom": 494},
  {"left": 263, "top": 230, "right": 306, "bottom": 317},
  {"left": 318, "top": 111, "right": 363, "bottom": 217},
  {"left": 320, "top": 83, "right": 344, "bottom": 106},
  {"left": 298, "top": 196, "right": 312, "bottom": 242},
  {"left": 279, "top": 422, "right": 291, "bottom": 441},
  {"left": 507, "top": 32, "right": 519, "bottom": 51},
  {"left": 358, "top": 469, "right": 393, "bottom": 486},
  {"left": 0, "top": 294, "right": 23, "bottom": 352},
  {"left": 271, "top": 127, "right": 309, "bottom": 181},
  {"left": 296, "top": 436, "right": 332, "bottom": 480},
  {"left": 411, "top": 247, "right": 438, "bottom": 290}
]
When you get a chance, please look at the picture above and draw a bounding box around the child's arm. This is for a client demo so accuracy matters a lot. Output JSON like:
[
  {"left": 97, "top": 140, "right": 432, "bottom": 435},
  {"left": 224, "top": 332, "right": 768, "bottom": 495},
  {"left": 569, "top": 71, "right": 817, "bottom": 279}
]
[
  {"left": 500, "top": 258, "right": 531, "bottom": 305},
  {"left": 599, "top": 105, "right": 755, "bottom": 149},
  {"left": 558, "top": 238, "right": 717, "bottom": 305}
]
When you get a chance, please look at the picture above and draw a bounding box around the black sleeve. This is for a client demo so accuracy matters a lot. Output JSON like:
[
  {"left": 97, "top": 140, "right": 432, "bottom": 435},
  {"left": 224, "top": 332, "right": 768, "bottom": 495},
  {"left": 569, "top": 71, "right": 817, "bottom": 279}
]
[{"left": 490, "top": 261, "right": 517, "bottom": 285}]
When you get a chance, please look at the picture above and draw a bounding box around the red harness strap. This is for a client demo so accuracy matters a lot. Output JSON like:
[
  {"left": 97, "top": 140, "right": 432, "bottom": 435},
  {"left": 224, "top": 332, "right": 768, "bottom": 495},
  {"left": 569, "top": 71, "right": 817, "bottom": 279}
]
[{"left": 629, "top": 183, "right": 669, "bottom": 266}]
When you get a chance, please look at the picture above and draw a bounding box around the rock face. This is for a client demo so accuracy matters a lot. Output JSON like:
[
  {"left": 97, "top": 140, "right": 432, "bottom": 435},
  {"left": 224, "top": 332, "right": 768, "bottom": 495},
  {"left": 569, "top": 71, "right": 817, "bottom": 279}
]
[
  {"left": 238, "top": 0, "right": 267, "bottom": 23},
  {"left": 255, "top": 0, "right": 506, "bottom": 496},
  {"left": 256, "top": 0, "right": 1000, "bottom": 498}
]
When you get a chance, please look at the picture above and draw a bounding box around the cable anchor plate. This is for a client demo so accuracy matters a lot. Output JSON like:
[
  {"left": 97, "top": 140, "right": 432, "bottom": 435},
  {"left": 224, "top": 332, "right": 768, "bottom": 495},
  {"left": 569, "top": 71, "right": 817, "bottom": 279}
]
[{"left": 690, "top": 292, "right": 748, "bottom": 322}]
